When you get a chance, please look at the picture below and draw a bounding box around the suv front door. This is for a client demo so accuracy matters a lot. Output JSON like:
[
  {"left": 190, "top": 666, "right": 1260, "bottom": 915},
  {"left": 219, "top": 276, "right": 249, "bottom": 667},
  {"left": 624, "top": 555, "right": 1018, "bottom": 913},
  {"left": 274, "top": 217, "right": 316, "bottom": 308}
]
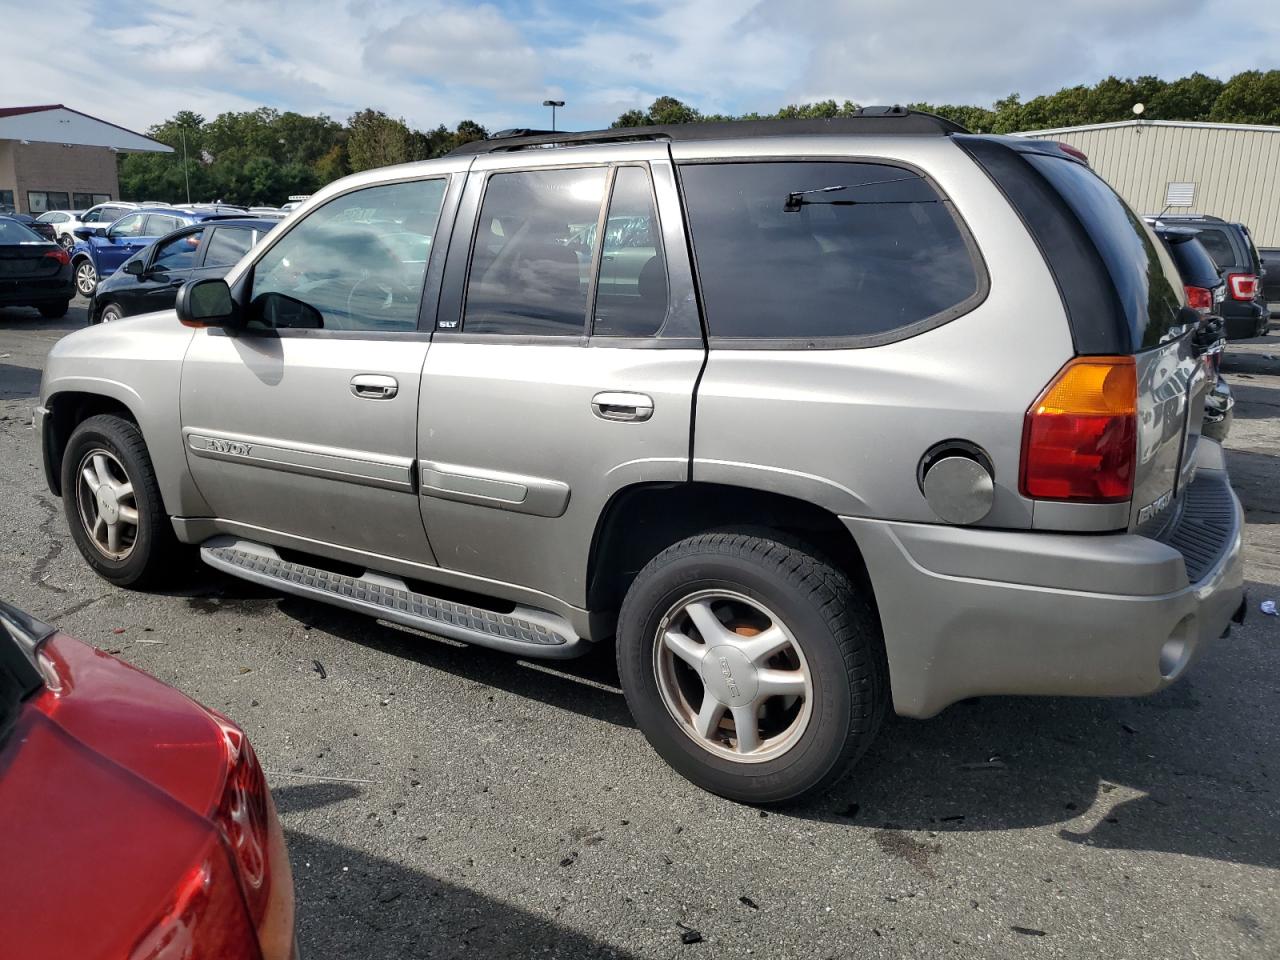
[
  {"left": 419, "top": 143, "right": 704, "bottom": 609},
  {"left": 179, "top": 174, "right": 461, "bottom": 564}
]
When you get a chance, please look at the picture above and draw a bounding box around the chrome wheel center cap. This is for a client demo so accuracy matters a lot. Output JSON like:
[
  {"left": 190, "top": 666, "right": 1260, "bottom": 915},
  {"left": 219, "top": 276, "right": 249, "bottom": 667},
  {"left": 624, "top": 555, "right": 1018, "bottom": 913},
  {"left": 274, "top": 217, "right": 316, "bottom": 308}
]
[
  {"left": 97, "top": 487, "right": 120, "bottom": 524},
  {"left": 701, "top": 645, "right": 759, "bottom": 707}
]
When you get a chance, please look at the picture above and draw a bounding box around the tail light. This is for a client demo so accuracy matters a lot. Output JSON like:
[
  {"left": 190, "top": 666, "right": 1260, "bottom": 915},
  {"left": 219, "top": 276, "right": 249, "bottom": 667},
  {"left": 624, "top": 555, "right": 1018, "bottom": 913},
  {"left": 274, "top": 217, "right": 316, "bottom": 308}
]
[
  {"left": 43, "top": 248, "right": 70, "bottom": 266},
  {"left": 213, "top": 720, "right": 295, "bottom": 960},
  {"left": 1184, "top": 284, "right": 1213, "bottom": 314},
  {"left": 1227, "top": 273, "right": 1258, "bottom": 301},
  {"left": 1020, "top": 356, "right": 1137, "bottom": 503},
  {"left": 1056, "top": 141, "right": 1090, "bottom": 164}
]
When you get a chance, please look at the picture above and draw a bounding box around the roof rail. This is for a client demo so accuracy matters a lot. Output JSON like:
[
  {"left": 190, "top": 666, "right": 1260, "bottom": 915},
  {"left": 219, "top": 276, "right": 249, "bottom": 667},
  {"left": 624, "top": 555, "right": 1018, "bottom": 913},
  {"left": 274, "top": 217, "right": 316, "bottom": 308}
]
[{"left": 448, "top": 106, "right": 969, "bottom": 156}]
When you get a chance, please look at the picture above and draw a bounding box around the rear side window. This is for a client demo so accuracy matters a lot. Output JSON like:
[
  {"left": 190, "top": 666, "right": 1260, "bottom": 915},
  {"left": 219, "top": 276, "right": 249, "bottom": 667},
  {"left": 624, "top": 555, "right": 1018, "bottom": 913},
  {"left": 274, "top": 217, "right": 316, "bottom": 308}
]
[
  {"left": 464, "top": 167, "right": 607, "bottom": 336},
  {"left": 1024, "top": 154, "right": 1183, "bottom": 350},
  {"left": 203, "top": 226, "right": 253, "bottom": 267},
  {"left": 679, "top": 161, "right": 981, "bottom": 343},
  {"left": 1192, "top": 227, "right": 1235, "bottom": 269},
  {"left": 1164, "top": 237, "right": 1219, "bottom": 289}
]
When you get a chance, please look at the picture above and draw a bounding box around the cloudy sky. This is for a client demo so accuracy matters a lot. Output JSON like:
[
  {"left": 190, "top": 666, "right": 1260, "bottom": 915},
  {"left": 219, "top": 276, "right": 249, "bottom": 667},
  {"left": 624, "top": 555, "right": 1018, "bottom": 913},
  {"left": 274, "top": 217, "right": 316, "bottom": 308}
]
[{"left": 4, "top": 0, "right": 1278, "bottom": 134}]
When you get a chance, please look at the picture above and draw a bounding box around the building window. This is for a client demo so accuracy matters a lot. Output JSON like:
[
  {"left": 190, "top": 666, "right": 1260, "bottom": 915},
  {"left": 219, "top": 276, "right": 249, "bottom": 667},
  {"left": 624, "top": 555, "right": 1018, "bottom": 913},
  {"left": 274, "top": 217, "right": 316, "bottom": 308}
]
[
  {"left": 73, "top": 193, "right": 96, "bottom": 209},
  {"left": 27, "top": 191, "right": 72, "bottom": 213},
  {"left": 94, "top": 193, "right": 111, "bottom": 204},
  {"left": 0, "top": 190, "right": 13, "bottom": 214}
]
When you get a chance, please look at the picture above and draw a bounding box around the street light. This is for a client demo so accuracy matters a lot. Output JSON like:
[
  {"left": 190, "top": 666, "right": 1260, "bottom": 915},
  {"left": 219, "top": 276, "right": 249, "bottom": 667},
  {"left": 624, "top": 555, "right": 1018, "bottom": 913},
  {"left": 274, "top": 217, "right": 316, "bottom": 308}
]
[{"left": 542, "top": 99, "right": 565, "bottom": 132}]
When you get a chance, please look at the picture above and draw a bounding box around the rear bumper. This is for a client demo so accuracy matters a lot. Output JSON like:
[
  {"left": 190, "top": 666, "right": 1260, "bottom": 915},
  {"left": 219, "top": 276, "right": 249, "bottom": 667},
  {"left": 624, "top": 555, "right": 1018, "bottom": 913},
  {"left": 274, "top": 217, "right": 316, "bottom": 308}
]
[
  {"left": 845, "top": 442, "right": 1244, "bottom": 718},
  {"left": 0, "top": 274, "right": 73, "bottom": 305},
  {"left": 1222, "top": 300, "right": 1268, "bottom": 340}
]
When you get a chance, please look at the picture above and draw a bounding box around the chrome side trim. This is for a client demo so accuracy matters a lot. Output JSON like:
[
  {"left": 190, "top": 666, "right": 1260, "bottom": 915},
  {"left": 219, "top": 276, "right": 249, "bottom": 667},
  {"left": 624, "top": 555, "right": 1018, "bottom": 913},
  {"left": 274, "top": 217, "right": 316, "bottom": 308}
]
[
  {"left": 184, "top": 429, "right": 414, "bottom": 492},
  {"left": 419, "top": 460, "right": 570, "bottom": 517}
]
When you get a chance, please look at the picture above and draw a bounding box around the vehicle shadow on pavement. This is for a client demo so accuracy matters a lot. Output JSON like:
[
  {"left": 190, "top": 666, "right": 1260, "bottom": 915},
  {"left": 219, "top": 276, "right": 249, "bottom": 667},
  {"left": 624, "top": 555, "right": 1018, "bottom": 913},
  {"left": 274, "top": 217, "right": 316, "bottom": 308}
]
[
  {"left": 273, "top": 784, "right": 641, "bottom": 960},
  {"left": 0, "top": 362, "right": 41, "bottom": 400},
  {"left": 1225, "top": 449, "right": 1280, "bottom": 522},
  {"left": 796, "top": 610, "right": 1279, "bottom": 872}
]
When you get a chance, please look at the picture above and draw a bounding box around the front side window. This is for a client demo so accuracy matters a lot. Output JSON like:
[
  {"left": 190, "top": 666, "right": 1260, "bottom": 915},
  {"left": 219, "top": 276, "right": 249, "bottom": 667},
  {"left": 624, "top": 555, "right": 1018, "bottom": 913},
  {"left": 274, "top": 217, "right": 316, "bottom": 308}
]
[
  {"left": 592, "top": 166, "right": 669, "bottom": 337},
  {"left": 108, "top": 213, "right": 147, "bottom": 238},
  {"left": 679, "top": 161, "right": 981, "bottom": 342},
  {"left": 151, "top": 229, "right": 204, "bottom": 271},
  {"left": 249, "top": 178, "right": 447, "bottom": 332},
  {"left": 463, "top": 167, "right": 607, "bottom": 336},
  {"left": 81, "top": 206, "right": 103, "bottom": 223},
  {"left": 203, "top": 226, "right": 254, "bottom": 267}
]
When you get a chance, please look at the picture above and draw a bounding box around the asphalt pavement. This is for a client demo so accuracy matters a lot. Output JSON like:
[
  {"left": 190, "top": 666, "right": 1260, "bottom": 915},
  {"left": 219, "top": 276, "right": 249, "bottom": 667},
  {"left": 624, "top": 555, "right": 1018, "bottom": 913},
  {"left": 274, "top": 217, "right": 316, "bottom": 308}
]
[{"left": 2, "top": 299, "right": 1277, "bottom": 959}]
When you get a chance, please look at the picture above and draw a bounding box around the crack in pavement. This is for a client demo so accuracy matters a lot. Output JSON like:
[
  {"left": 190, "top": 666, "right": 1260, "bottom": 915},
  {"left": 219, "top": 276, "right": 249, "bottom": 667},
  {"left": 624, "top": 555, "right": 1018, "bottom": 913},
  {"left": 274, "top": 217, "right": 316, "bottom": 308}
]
[{"left": 32, "top": 494, "right": 67, "bottom": 593}]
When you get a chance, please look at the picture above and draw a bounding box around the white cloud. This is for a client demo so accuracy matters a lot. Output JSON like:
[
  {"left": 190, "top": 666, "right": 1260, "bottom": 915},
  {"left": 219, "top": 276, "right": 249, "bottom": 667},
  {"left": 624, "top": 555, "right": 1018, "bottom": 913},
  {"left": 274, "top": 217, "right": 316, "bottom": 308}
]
[{"left": 0, "top": 0, "right": 1276, "bottom": 135}]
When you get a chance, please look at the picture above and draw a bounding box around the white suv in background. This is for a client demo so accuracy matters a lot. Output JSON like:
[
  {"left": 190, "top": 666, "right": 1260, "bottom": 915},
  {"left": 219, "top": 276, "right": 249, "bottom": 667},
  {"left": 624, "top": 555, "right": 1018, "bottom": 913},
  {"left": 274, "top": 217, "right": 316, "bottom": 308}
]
[
  {"left": 77, "top": 201, "right": 141, "bottom": 233},
  {"left": 36, "top": 210, "right": 87, "bottom": 249}
]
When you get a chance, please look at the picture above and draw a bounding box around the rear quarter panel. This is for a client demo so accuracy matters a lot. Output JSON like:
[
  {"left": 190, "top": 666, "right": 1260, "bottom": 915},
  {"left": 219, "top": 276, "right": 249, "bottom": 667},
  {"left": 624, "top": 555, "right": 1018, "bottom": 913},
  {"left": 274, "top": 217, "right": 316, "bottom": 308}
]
[{"left": 684, "top": 137, "right": 1073, "bottom": 529}]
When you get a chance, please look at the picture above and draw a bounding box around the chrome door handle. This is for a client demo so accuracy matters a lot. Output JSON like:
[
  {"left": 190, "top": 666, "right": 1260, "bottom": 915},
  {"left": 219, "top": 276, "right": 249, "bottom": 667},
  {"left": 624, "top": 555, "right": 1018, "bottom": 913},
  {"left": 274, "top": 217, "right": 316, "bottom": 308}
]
[
  {"left": 350, "top": 374, "right": 398, "bottom": 400},
  {"left": 591, "top": 391, "right": 653, "bottom": 422}
]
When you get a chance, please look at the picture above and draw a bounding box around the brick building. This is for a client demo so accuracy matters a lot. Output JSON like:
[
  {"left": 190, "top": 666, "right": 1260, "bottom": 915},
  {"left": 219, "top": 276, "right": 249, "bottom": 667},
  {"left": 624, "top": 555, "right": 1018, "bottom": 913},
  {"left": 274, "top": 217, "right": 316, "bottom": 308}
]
[{"left": 0, "top": 104, "right": 171, "bottom": 215}]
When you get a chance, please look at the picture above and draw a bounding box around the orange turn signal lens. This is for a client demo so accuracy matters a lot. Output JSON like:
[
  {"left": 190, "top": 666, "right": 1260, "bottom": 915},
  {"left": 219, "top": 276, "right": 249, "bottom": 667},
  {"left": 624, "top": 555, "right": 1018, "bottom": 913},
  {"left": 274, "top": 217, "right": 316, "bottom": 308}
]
[{"left": 1032, "top": 357, "right": 1136, "bottom": 417}]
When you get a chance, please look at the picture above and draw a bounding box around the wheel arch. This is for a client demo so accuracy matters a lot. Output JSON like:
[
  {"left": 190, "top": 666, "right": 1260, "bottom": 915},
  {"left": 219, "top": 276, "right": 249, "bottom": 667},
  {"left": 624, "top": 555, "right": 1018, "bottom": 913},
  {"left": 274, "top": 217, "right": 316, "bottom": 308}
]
[
  {"left": 43, "top": 389, "right": 143, "bottom": 498},
  {"left": 586, "top": 481, "right": 878, "bottom": 633}
]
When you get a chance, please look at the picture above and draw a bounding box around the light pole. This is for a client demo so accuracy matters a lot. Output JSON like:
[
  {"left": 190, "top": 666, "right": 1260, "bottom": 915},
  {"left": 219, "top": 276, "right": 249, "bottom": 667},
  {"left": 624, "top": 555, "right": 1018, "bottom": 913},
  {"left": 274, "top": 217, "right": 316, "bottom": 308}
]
[{"left": 542, "top": 99, "right": 565, "bottom": 131}]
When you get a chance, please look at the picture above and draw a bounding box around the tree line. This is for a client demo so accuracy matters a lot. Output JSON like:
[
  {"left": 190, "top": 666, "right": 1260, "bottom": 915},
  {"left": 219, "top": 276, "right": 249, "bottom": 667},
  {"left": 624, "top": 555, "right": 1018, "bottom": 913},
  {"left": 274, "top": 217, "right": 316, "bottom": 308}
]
[{"left": 120, "top": 70, "right": 1280, "bottom": 206}]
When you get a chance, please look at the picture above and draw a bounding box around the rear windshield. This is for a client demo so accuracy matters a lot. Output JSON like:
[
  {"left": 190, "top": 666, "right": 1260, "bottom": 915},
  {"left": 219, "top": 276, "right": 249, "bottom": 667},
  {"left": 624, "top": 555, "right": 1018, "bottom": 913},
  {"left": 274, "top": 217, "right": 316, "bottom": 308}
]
[
  {"left": 1025, "top": 154, "right": 1184, "bottom": 351},
  {"left": 0, "top": 219, "right": 43, "bottom": 243},
  {"left": 679, "top": 161, "right": 982, "bottom": 344},
  {"left": 1163, "top": 236, "right": 1220, "bottom": 289}
]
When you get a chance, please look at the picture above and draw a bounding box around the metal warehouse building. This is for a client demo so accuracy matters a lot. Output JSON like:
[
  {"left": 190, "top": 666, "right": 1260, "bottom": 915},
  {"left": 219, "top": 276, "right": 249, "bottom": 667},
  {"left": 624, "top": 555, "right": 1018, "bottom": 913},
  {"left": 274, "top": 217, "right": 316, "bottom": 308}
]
[{"left": 1017, "top": 119, "right": 1280, "bottom": 247}]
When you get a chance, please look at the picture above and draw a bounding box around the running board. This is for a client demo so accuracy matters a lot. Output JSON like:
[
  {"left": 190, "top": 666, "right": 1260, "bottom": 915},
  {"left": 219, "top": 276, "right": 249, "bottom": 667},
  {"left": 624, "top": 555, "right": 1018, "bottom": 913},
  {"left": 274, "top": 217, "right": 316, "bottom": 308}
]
[{"left": 199, "top": 537, "right": 587, "bottom": 659}]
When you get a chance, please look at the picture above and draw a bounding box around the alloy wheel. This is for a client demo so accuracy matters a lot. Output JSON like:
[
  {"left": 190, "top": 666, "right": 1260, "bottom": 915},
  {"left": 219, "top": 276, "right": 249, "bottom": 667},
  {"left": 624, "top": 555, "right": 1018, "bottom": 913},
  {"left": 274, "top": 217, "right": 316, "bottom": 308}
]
[
  {"left": 75, "top": 261, "right": 96, "bottom": 297},
  {"left": 653, "top": 589, "right": 813, "bottom": 763},
  {"left": 75, "top": 448, "right": 140, "bottom": 560}
]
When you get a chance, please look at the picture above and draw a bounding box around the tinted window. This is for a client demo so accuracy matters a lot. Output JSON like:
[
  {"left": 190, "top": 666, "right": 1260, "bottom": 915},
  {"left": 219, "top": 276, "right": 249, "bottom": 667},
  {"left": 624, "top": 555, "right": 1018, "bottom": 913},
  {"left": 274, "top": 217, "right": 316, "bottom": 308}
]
[
  {"left": 680, "top": 162, "right": 980, "bottom": 341},
  {"left": 101, "top": 206, "right": 130, "bottom": 224},
  {"left": 1026, "top": 155, "right": 1183, "bottom": 350},
  {"left": 81, "top": 207, "right": 102, "bottom": 223},
  {"left": 0, "top": 220, "right": 41, "bottom": 243},
  {"left": 463, "top": 167, "right": 607, "bottom": 336},
  {"left": 145, "top": 215, "right": 182, "bottom": 236},
  {"left": 203, "top": 226, "right": 254, "bottom": 267},
  {"left": 109, "top": 213, "right": 147, "bottom": 237},
  {"left": 593, "top": 167, "right": 669, "bottom": 337},
  {"left": 1163, "top": 236, "right": 1219, "bottom": 289},
  {"left": 250, "top": 178, "right": 446, "bottom": 332},
  {"left": 151, "top": 229, "right": 203, "bottom": 271},
  {"left": 1192, "top": 227, "right": 1235, "bottom": 269}
]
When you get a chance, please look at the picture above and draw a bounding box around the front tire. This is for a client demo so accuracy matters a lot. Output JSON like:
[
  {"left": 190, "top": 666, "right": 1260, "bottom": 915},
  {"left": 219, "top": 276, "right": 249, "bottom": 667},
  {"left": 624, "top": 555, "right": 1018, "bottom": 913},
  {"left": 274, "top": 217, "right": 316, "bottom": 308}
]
[
  {"left": 74, "top": 259, "right": 97, "bottom": 297},
  {"left": 616, "top": 532, "right": 888, "bottom": 804},
  {"left": 98, "top": 302, "right": 123, "bottom": 324},
  {"left": 61, "top": 414, "right": 177, "bottom": 588}
]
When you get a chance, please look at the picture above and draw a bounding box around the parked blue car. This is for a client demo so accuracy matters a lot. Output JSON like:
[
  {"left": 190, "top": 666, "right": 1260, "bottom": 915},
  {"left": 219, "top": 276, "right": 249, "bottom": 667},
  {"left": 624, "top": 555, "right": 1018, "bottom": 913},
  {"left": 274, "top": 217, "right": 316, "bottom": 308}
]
[{"left": 69, "top": 206, "right": 248, "bottom": 298}]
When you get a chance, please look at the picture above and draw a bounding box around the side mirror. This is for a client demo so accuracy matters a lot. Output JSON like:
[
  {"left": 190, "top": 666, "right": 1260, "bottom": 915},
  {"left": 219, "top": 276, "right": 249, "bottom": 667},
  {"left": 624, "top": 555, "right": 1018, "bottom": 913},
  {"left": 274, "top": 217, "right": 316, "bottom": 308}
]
[
  {"left": 123, "top": 259, "right": 145, "bottom": 276},
  {"left": 176, "top": 278, "right": 239, "bottom": 329},
  {"left": 94, "top": 227, "right": 109, "bottom": 238},
  {"left": 73, "top": 227, "right": 94, "bottom": 240}
]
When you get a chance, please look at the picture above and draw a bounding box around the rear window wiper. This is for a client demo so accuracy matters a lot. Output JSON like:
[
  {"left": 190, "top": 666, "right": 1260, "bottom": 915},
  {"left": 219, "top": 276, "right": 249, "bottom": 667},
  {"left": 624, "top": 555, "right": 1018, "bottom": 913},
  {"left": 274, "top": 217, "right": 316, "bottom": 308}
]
[{"left": 783, "top": 175, "right": 925, "bottom": 212}]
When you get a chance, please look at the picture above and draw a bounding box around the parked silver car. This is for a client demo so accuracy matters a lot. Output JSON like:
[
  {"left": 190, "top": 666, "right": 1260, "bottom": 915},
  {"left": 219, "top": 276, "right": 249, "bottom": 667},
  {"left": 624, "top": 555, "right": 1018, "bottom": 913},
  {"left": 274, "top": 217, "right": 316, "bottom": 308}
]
[{"left": 36, "top": 109, "right": 1246, "bottom": 803}]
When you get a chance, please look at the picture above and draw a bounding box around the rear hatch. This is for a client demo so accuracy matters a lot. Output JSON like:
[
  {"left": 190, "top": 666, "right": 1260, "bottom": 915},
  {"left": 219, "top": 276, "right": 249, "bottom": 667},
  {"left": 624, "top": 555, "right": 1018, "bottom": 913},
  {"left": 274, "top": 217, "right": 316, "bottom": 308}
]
[
  {"left": 0, "top": 219, "right": 64, "bottom": 280},
  {"left": 959, "top": 137, "right": 1208, "bottom": 535}
]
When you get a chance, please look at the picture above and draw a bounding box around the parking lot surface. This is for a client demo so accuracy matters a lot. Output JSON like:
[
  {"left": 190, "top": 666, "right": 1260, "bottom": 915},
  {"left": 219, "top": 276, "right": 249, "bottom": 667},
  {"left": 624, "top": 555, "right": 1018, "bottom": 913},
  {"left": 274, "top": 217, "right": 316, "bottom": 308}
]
[{"left": 2, "top": 301, "right": 1278, "bottom": 959}]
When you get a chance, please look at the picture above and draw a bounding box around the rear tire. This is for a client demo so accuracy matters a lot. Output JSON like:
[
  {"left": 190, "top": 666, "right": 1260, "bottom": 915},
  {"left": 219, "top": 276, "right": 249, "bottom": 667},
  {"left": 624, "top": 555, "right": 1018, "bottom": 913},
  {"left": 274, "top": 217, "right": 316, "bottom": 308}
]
[
  {"left": 616, "top": 532, "right": 888, "bottom": 804},
  {"left": 61, "top": 414, "right": 178, "bottom": 588},
  {"left": 98, "top": 302, "right": 123, "bottom": 324},
  {"left": 38, "top": 301, "right": 70, "bottom": 319}
]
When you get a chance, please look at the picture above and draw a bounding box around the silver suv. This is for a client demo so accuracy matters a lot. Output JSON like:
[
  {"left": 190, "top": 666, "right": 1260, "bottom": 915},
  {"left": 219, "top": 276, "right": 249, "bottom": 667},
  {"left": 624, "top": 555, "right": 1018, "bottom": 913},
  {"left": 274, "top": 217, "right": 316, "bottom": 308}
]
[{"left": 37, "top": 110, "right": 1246, "bottom": 803}]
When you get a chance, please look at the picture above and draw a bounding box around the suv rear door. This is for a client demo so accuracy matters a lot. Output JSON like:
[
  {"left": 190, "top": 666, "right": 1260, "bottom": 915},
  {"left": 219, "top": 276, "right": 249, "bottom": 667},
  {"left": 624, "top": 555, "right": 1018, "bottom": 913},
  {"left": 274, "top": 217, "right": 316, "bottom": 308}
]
[{"left": 418, "top": 142, "right": 703, "bottom": 608}]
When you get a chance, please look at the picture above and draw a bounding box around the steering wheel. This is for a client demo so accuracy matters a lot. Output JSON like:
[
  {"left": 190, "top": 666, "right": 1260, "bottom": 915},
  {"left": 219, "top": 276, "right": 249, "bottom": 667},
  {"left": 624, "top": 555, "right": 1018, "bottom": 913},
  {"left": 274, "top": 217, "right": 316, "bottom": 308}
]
[{"left": 343, "top": 273, "right": 400, "bottom": 330}]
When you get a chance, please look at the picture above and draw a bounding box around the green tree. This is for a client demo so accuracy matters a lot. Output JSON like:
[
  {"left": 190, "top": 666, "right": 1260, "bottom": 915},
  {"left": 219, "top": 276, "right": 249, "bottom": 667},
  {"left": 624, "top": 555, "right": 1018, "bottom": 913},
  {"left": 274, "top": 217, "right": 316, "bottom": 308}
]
[
  {"left": 1209, "top": 70, "right": 1280, "bottom": 125},
  {"left": 346, "top": 109, "right": 413, "bottom": 172},
  {"left": 1148, "top": 72, "right": 1223, "bottom": 121}
]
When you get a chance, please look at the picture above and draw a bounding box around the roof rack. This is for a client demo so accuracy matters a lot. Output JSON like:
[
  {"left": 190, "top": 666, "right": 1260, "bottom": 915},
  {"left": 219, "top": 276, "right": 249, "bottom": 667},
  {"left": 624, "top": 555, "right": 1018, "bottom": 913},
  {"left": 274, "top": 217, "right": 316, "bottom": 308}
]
[{"left": 449, "top": 107, "right": 968, "bottom": 156}]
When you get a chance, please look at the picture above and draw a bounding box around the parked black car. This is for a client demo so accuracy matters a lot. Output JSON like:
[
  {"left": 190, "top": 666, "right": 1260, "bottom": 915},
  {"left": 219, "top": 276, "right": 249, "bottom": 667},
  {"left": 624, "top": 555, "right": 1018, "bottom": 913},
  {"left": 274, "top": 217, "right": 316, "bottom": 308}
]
[
  {"left": 0, "top": 218, "right": 74, "bottom": 317},
  {"left": 89, "top": 217, "right": 277, "bottom": 324},
  {"left": 1151, "top": 223, "right": 1232, "bottom": 442},
  {"left": 1149, "top": 215, "right": 1267, "bottom": 339},
  {"left": 1260, "top": 246, "right": 1280, "bottom": 319}
]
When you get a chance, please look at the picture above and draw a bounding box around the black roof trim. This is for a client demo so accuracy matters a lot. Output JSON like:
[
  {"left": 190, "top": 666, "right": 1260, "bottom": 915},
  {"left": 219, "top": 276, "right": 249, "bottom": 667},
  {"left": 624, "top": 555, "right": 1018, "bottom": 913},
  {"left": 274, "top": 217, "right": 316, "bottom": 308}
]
[{"left": 449, "top": 107, "right": 969, "bottom": 156}]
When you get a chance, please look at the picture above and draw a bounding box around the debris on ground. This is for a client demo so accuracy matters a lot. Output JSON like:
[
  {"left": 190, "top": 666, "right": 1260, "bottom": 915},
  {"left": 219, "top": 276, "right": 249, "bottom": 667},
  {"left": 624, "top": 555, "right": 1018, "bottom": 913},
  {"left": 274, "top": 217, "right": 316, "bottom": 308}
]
[
  {"left": 676, "top": 922, "right": 703, "bottom": 945},
  {"left": 559, "top": 852, "right": 578, "bottom": 868},
  {"left": 1010, "top": 926, "right": 1047, "bottom": 937},
  {"left": 739, "top": 896, "right": 759, "bottom": 909},
  {"left": 1261, "top": 599, "right": 1277, "bottom": 616},
  {"left": 111, "top": 627, "right": 125, "bottom": 634},
  {"left": 1120, "top": 722, "right": 1138, "bottom": 734},
  {"left": 960, "top": 757, "right": 1005, "bottom": 771},
  {"left": 312, "top": 659, "right": 328, "bottom": 679}
]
